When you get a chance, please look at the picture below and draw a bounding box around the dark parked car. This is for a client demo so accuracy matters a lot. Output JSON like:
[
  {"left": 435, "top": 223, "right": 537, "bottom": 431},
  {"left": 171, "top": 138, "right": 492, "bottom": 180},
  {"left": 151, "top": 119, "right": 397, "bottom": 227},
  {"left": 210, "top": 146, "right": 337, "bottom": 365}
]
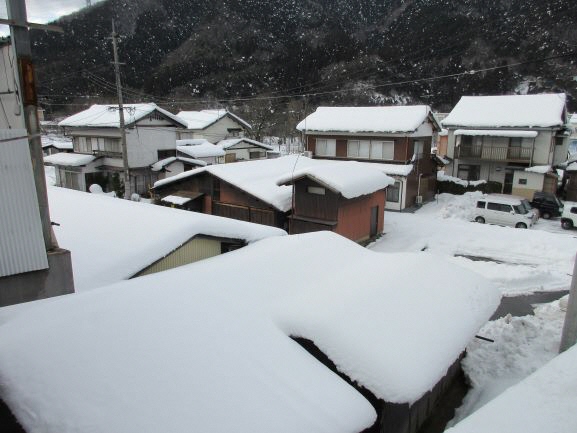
[{"left": 530, "top": 191, "right": 564, "bottom": 219}]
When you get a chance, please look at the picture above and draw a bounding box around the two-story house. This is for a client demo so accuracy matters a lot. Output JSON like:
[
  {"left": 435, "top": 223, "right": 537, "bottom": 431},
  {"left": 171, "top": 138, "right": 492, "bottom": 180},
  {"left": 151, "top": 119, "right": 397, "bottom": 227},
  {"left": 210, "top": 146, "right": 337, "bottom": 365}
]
[
  {"left": 442, "top": 93, "right": 569, "bottom": 195},
  {"left": 297, "top": 105, "right": 441, "bottom": 210},
  {"left": 45, "top": 103, "right": 187, "bottom": 195},
  {"left": 176, "top": 109, "right": 251, "bottom": 142}
]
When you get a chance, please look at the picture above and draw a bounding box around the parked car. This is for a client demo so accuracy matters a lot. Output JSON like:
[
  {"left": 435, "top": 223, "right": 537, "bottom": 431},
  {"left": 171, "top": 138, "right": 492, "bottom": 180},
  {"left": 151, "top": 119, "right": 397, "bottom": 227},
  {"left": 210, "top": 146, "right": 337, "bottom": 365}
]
[
  {"left": 560, "top": 202, "right": 577, "bottom": 230},
  {"left": 474, "top": 194, "right": 538, "bottom": 228},
  {"left": 530, "top": 191, "right": 563, "bottom": 219}
]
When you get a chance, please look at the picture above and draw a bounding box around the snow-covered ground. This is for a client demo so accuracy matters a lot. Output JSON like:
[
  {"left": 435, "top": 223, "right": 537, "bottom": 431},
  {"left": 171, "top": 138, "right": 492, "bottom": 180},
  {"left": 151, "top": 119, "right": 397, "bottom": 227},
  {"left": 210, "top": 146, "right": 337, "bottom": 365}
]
[{"left": 370, "top": 193, "right": 577, "bottom": 296}]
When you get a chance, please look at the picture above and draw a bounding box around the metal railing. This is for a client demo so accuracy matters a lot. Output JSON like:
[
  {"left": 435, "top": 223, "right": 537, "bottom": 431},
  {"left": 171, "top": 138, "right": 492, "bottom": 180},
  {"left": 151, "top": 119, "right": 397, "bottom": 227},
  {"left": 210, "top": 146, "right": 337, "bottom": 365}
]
[{"left": 457, "top": 145, "right": 532, "bottom": 162}]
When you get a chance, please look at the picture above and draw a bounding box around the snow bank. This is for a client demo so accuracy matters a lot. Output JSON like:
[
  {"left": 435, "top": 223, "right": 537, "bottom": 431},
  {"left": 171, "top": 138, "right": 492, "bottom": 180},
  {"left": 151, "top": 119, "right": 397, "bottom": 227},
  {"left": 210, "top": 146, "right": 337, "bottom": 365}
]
[
  {"left": 43, "top": 152, "right": 96, "bottom": 166},
  {"left": 447, "top": 307, "right": 576, "bottom": 433},
  {"left": 442, "top": 94, "right": 566, "bottom": 128},
  {"left": 59, "top": 103, "right": 186, "bottom": 128},
  {"left": 297, "top": 105, "right": 431, "bottom": 133},
  {"left": 277, "top": 161, "right": 394, "bottom": 198},
  {"left": 48, "top": 187, "right": 285, "bottom": 291},
  {"left": 0, "top": 232, "right": 499, "bottom": 433}
]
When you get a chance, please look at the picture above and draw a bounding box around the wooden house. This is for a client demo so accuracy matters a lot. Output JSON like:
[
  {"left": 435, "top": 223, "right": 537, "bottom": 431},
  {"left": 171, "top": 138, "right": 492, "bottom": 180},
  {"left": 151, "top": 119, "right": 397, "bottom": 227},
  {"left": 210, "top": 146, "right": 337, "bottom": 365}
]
[
  {"left": 176, "top": 109, "right": 251, "bottom": 142},
  {"left": 153, "top": 156, "right": 393, "bottom": 242},
  {"left": 216, "top": 137, "right": 273, "bottom": 162},
  {"left": 297, "top": 105, "right": 440, "bottom": 210}
]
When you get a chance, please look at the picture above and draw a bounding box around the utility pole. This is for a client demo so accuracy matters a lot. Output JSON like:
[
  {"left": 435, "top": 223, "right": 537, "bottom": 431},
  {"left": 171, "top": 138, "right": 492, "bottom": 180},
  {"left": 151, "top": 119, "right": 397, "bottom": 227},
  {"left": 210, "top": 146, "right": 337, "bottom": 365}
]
[
  {"left": 560, "top": 253, "right": 577, "bottom": 352},
  {"left": 110, "top": 20, "right": 131, "bottom": 199},
  {"left": 5, "top": 0, "right": 60, "bottom": 250}
]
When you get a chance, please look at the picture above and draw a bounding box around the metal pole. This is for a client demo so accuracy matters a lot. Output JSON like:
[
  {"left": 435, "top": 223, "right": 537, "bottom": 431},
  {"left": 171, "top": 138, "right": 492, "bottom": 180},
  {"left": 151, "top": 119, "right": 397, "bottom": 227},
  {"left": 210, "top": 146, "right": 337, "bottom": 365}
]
[
  {"left": 560, "top": 253, "right": 577, "bottom": 352},
  {"left": 110, "top": 20, "right": 131, "bottom": 199},
  {"left": 6, "top": 0, "right": 55, "bottom": 250}
]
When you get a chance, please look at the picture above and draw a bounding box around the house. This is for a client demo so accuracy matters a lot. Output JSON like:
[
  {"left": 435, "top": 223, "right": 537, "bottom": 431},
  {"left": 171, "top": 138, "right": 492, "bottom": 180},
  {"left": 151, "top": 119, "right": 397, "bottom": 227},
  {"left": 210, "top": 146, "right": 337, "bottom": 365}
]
[
  {"left": 176, "top": 138, "right": 225, "bottom": 165},
  {"left": 153, "top": 155, "right": 394, "bottom": 241},
  {"left": 445, "top": 344, "right": 577, "bottom": 433},
  {"left": 150, "top": 156, "right": 207, "bottom": 182},
  {"left": 46, "top": 186, "right": 285, "bottom": 291},
  {"left": 277, "top": 163, "right": 392, "bottom": 242},
  {"left": 41, "top": 134, "right": 73, "bottom": 156},
  {"left": 0, "top": 231, "right": 499, "bottom": 433},
  {"left": 49, "top": 103, "right": 187, "bottom": 196},
  {"left": 177, "top": 109, "right": 251, "bottom": 142},
  {"left": 511, "top": 165, "right": 558, "bottom": 199},
  {"left": 442, "top": 93, "right": 569, "bottom": 195},
  {"left": 297, "top": 105, "right": 440, "bottom": 210},
  {"left": 217, "top": 137, "right": 273, "bottom": 162}
]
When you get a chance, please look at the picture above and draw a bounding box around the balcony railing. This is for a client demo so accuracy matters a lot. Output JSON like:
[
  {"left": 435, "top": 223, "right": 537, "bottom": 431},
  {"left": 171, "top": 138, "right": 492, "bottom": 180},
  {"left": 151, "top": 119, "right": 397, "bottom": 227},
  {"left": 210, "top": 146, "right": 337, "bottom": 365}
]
[{"left": 457, "top": 145, "right": 532, "bottom": 162}]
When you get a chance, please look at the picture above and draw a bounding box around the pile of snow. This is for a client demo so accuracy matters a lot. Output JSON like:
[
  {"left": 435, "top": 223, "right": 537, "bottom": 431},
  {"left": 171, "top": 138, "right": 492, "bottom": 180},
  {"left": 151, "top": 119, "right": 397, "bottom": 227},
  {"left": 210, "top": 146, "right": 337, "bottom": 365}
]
[
  {"left": 277, "top": 161, "right": 394, "bottom": 199},
  {"left": 437, "top": 171, "right": 486, "bottom": 187},
  {"left": 0, "top": 231, "right": 499, "bottom": 433},
  {"left": 442, "top": 93, "right": 567, "bottom": 128},
  {"left": 449, "top": 296, "right": 567, "bottom": 425},
  {"left": 59, "top": 103, "right": 186, "bottom": 128},
  {"left": 48, "top": 187, "right": 285, "bottom": 291},
  {"left": 43, "top": 152, "right": 96, "bottom": 167},
  {"left": 297, "top": 105, "right": 432, "bottom": 133},
  {"left": 447, "top": 299, "right": 576, "bottom": 433}
]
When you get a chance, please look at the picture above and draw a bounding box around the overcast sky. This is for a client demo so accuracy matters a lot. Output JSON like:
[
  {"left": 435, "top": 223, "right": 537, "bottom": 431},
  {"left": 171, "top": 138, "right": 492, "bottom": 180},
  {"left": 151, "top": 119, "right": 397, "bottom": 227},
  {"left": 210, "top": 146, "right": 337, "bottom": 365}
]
[{"left": 0, "top": 0, "right": 103, "bottom": 26}]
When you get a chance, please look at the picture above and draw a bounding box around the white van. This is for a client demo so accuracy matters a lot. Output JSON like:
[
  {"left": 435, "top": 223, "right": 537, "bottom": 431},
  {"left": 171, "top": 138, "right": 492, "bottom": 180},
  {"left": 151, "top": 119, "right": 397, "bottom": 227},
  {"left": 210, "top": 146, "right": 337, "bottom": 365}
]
[{"left": 474, "top": 194, "right": 538, "bottom": 228}]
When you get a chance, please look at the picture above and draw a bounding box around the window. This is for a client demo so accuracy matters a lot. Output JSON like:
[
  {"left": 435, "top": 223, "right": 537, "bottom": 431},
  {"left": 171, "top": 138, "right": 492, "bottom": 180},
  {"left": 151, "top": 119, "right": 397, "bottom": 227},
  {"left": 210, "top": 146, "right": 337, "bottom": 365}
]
[
  {"left": 75, "top": 136, "right": 91, "bottom": 154},
  {"left": 518, "top": 178, "right": 527, "bottom": 185},
  {"left": 457, "top": 164, "right": 480, "bottom": 181},
  {"left": 347, "top": 140, "right": 360, "bottom": 157},
  {"left": 555, "top": 137, "right": 564, "bottom": 146},
  {"left": 488, "top": 202, "right": 513, "bottom": 212},
  {"left": 315, "top": 138, "right": 336, "bottom": 157},
  {"left": 307, "top": 186, "right": 325, "bottom": 195},
  {"left": 571, "top": 207, "right": 577, "bottom": 214},
  {"left": 249, "top": 151, "right": 266, "bottom": 159},
  {"left": 59, "top": 169, "right": 81, "bottom": 190},
  {"left": 370, "top": 141, "right": 394, "bottom": 160},
  {"left": 413, "top": 140, "right": 424, "bottom": 159},
  {"left": 387, "top": 181, "right": 401, "bottom": 203},
  {"left": 477, "top": 201, "right": 486, "bottom": 209}
]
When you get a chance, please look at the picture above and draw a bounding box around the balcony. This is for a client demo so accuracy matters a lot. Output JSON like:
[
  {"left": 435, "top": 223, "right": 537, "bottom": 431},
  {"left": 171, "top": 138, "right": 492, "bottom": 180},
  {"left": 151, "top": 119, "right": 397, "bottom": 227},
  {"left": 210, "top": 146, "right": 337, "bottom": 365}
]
[{"left": 457, "top": 145, "right": 532, "bottom": 162}]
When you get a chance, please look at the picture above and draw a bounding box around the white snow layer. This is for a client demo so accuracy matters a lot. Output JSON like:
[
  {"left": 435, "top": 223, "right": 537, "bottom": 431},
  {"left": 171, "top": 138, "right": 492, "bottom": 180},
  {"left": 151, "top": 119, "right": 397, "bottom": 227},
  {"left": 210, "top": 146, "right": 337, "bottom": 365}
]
[
  {"left": 176, "top": 109, "right": 251, "bottom": 130},
  {"left": 217, "top": 137, "right": 273, "bottom": 150},
  {"left": 160, "top": 195, "right": 192, "bottom": 205},
  {"left": 447, "top": 341, "right": 577, "bottom": 433},
  {"left": 276, "top": 161, "right": 394, "bottom": 198},
  {"left": 525, "top": 165, "right": 552, "bottom": 174},
  {"left": 59, "top": 103, "right": 186, "bottom": 128},
  {"left": 296, "top": 105, "right": 431, "bottom": 133},
  {"left": 150, "top": 156, "right": 207, "bottom": 171},
  {"left": 47, "top": 187, "right": 285, "bottom": 291},
  {"left": 454, "top": 129, "right": 538, "bottom": 138},
  {"left": 43, "top": 152, "right": 96, "bottom": 166},
  {"left": 41, "top": 134, "right": 73, "bottom": 150},
  {"left": 177, "top": 140, "right": 225, "bottom": 158},
  {"left": 0, "top": 231, "right": 499, "bottom": 433},
  {"left": 155, "top": 155, "right": 407, "bottom": 211},
  {"left": 442, "top": 93, "right": 567, "bottom": 128}
]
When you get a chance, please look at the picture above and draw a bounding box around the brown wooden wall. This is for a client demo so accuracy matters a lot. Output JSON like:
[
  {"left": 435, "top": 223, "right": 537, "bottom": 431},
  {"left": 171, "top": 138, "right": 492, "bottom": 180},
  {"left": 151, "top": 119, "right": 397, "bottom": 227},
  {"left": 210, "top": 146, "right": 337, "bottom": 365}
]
[
  {"left": 290, "top": 218, "right": 335, "bottom": 235},
  {"left": 293, "top": 178, "right": 339, "bottom": 221},
  {"left": 336, "top": 190, "right": 385, "bottom": 242}
]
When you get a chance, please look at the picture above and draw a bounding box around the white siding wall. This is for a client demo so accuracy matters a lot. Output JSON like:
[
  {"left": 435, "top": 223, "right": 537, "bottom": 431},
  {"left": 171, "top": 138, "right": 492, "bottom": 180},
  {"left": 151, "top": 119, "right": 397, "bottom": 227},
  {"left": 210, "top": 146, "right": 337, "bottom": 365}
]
[
  {"left": 531, "top": 131, "right": 554, "bottom": 165},
  {"left": 126, "top": 126, "right": 177, "bottom": 167}
]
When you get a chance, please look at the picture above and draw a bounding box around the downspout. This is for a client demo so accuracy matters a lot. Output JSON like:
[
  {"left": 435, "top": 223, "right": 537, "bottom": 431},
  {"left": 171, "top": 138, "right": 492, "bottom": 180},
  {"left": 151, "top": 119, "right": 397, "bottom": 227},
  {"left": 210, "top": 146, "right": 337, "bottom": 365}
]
[{"left": 530, "top": 136, "right": 536, "bottom": 166}]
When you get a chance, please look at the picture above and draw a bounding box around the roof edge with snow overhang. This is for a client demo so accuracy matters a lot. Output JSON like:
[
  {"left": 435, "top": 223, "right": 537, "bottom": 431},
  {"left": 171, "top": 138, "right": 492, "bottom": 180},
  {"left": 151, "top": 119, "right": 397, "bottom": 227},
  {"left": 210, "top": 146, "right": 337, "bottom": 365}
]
[{"left": 454, "top": 129, "right": 538, "bottom": 138}]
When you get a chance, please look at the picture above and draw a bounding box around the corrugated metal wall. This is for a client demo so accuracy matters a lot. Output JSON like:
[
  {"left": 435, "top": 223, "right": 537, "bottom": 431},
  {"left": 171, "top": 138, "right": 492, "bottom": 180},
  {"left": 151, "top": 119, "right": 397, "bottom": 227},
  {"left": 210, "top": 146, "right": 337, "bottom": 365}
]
[
  {"left": 136, "top": 237, "right": 221, "bottom": 277},
  {"left": 0, "top": 129, "right": 49, "bottom": 277}
]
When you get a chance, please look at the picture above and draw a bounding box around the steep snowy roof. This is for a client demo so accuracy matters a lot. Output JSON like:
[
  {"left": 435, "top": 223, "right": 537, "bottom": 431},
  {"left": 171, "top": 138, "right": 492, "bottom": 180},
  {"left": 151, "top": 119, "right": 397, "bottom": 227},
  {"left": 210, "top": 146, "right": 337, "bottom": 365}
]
[
  {"left": 176, "top": 109, "right": 251, "bottom": 130},
  {"left": 296, "top": 105, "right": 432, "bottom": 133},
  {"left": 217, "top": 137, "right": 273, "bottom": 150},
  {"left": 150, "top": 156, "right": 207, "bottom": 172},
  {"left": 446, "top": 344, "right": 577, "bottom": 433},
  {"left": 0, "top": 232, "right": 498, "bottom": 433},
  {"left": 442, "top": 94, "right": 567, "bottom": 128},
  {"left": 177, "top": 139, "right": 225, "bottom": 158},
  {"left": 43, "top": 152, "right": 96, "bottom": 167},
  {"left": 59, "top": 103, "right": 187, "bottom": 128},
  {"left": 48, "top": 187, "right": 285, "bottom": 291},
  {"left": 277, "top": 161, "right": 394, "bottom": 198}
]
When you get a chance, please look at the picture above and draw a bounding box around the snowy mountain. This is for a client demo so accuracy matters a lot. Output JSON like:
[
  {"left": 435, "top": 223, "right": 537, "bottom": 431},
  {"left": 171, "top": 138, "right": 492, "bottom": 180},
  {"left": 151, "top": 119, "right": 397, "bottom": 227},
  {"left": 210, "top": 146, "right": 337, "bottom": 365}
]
[{"left": 31, "top": 0, "right": 577, "bottom": 118}]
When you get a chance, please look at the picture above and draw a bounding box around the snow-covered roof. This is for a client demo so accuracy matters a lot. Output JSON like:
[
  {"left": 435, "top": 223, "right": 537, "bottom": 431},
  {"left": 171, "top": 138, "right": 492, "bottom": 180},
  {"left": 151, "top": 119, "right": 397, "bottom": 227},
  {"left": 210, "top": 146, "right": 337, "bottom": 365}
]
[
  {"left": 41, "top": 134, "right": 73, "bottom": 150},
  {"left": 176, "top": 109, "right": 251, "bottom": 130},
  {"left": 446, "top": 344, "right": 577, "bottom": 433},
  {"left": 155, "top": 155, "right": 408, "bottom": 211},
  {"left": 566, "top": 162, "right": 577, "bottom": 172},
  {"left": 176, "top": 139, "right": 225, "bottom": 158},
  {"left": 277, "top": 161, "right": 394, "bottom": 198},
  {"left": 217, "top": 137, "right": 273, "bottom": 151},
  {"left": 296, "top": 105, "right": 433, "bottom": 133},
  {"left": 161, "top": 195, "right": 193, "bottom": 205},
  {"left": 59, "top": 103, "right": 187, "bottom": 128},
  {"left": 43, "top": 152, "right": 96, "bottom": 167},
  {"left": 442, "top": 94, "right": 567, "bottom": 128},
  {"left": 150, "top": 156, "right": 207, "bottom": 172},
  {"left": 0, "top": 231, "right": 499, "bottom": 433},
  {"left": 454, "top": 129, "right": 538, "bottom": 138},
  {"left": 439, "top": 128, "right": 448, "bottom": 136},
  {"left": 47, "top": 187, "right": 285, "bottom": 291},
  {"left": 525, "top": 165, "right": 553, "bottom": 174}
]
